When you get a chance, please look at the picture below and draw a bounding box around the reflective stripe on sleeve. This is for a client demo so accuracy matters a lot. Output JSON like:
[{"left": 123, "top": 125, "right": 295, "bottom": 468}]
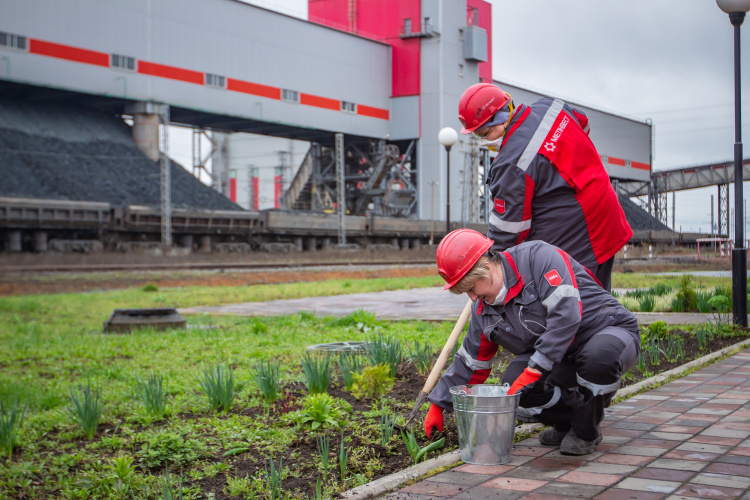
[
  {"left": 456, "top": 344, "right": 493, "bottom": 371},
  {"left": 517, "top": 99, "right": 565, "bottom": 171},
  {"left": 489, "top": 213, "right": 531, "bottom": 234},
  {"left": 541, "top": 284, "right": 581, "bottom": 311}
]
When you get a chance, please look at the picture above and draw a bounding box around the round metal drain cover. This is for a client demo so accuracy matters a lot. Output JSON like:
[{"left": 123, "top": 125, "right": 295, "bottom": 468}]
[{"left": 306, "top": 341, "right": 370, "bottom": 353}]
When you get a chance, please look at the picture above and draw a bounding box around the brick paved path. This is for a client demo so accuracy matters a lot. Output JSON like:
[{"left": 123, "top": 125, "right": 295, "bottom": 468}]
[{"left": 386, "top": 349, "right": 750, "bottom": 500}]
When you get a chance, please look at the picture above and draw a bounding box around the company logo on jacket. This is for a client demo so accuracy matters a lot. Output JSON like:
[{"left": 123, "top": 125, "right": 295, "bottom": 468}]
[
  {"left": 494, "top": 198, "right": 505, "bottom": 214},
  {"left": 544, "top": 269, "right": 562, "bottom": 286}
]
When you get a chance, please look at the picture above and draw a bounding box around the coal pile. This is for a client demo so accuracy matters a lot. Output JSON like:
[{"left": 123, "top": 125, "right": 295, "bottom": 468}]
[
  {"left": 618, "top": 195, "right": 671, "bottom": 231},
  {"left": 0, "top": 97, "right": 241, "bottom": 211}
]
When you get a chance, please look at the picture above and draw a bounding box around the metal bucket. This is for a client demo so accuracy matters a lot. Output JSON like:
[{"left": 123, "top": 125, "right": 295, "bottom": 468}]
[{"left": 450, "top": 384, "right": 520, "bottom": 465}]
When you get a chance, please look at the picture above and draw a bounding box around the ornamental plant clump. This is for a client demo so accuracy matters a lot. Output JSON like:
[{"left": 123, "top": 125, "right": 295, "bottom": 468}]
[
  {"left": 67, "top": 380, "right": 105, "bottom": 439},
  {"left": 300, "top": 352, "right": 332, "bottom": 394},
  {"left": 366, "top": 334, "right": 403, "bottom": 377},
  {"left": 198, "top": 364, "right": 235, "bottom": 413},
  {"left": 251, "top": 360, "right": 282, "bottom": 404},
  {"left": 0, "top": 396, "right": 27, "bottom": 459},
  {"left": 400, "top": 429, "right": 445, "bottom": 464},
  {"left": 296, "top": 393, "right": 351, "bottom": 430},
  {"left": 336, "top": 352, "right": 365, "bottom": 391},
  {"left": 134, "top": 373, "right": 168, "bottom": 417},
  {"left": 408, "top": 340, "right": 435, "bottom": 375},
  {"left": 350, "top": 364, "right": 394, "bottom": 400}
]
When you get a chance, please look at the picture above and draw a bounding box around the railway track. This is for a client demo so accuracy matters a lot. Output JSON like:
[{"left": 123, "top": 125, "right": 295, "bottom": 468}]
[{"left": 0, "top": 259, "right": 436, "bottom": 275}]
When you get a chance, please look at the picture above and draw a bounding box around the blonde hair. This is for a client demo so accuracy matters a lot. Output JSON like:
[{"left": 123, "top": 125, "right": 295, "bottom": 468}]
[{"left": 449, "top": 256, "right": 493, "bottom": 295}]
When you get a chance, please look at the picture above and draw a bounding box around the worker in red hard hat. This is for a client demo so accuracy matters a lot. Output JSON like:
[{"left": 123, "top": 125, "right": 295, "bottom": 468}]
[
  {"left": 457, "top": 83, "right": 632, "bottom": 292},
  {"left": 424, "top": 229, "right": 640, "bottom": 456}
]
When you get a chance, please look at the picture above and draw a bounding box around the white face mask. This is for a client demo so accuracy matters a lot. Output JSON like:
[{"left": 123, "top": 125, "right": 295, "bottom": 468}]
[
  {"left": 491, "top": 283, "right": 508, "bottom": 306},
  {"left": 479, "top": 136, "right": 504, "bottom": 152}
]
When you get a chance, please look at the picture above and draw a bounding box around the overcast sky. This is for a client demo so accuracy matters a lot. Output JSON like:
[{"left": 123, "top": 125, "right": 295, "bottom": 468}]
[{"left": 179, "top": 0, "right": 750, "bottom": 234}]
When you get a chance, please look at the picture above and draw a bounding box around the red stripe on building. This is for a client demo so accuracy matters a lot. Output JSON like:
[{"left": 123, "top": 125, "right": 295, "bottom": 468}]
[
  {"left": 274, "top": 174, "right": 283, "bottom": 209},
  {"left": 227, "top": 78, "right": 281, "bottom": 100},
  {"left": 250, "top": 176, "right": 259, "bottom": 211},
  {"left": 631, "top": 161, "right": 650, "bottom": 171},
  {"left": 300, "top": 93, "right": 340, "bottom": 111},
  {"left": 229, "top": 177, "right": 237, "bottom": 203},
  {"left": 29, "top": 39, "right": 109, "bottom": 67},
  {"left": 138, "top": 61, "right": 204, "bottom": 85},
  {"left": 357, "top": 104, "right": 390, "bottom": 120},
  {"left": 608, "top": 156, "right": 626, "bottom": 166}
]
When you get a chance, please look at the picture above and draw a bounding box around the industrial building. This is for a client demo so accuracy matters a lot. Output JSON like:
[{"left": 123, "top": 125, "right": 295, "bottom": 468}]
[{"left": 0, "top": 0, "right": 661, "bottom": 253}]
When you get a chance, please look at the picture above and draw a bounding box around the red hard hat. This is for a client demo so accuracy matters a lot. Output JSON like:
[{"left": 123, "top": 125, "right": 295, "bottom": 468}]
[
  {"left": 436, "top": 229, "right": 493, "bottom": 289},
  {"left": 458, "top": 83, "right": 510, "bottom": 134}
]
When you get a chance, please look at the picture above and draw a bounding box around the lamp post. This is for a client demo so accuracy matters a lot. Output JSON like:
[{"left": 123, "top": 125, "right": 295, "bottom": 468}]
[
  {"left": 717, "top": 0, "right": 750, "bottom": 327},
  {"left": 438, "top": 127, "right": 458, "bottom": 236},
  {"left": 428, "top": 180, "right": 438, "bottom": 245}
]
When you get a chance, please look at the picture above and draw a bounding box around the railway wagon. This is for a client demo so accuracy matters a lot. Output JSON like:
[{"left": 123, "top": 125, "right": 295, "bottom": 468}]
[{"left": 1, "top": 197, "right": 686, "bottom": 253}]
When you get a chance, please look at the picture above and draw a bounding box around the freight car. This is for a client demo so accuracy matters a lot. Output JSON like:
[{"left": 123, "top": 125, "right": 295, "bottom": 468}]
[{"left": 0, "top": 196, "right": 687, "bottom": 253}]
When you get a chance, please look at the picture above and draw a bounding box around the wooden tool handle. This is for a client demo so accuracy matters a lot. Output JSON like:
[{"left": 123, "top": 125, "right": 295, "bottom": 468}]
[{"left": 421, "top": 299, "right": 473, "bottom": 396}]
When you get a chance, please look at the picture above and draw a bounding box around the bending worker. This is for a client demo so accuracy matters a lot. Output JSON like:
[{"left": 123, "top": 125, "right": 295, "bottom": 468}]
[
  {"left": 424, "top": 229, "right": 640, "bottom": 456},
  {"left": 458, "top": 83, "right": 632, "bottom": 291}
]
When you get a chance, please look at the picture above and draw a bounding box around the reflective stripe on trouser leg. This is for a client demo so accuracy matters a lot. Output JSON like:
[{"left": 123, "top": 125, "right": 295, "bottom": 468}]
[
  {"left": 571, "top": 327, "right": 639, "bottom": 441},
  {"left": 518, "top": 386, "right": 561, "bottom": 416}
]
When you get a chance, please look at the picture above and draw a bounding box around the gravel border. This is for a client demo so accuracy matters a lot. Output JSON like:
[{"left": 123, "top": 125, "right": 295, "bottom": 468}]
[{"left": 339, "top": 337, "right": 750, "bottom": 499}]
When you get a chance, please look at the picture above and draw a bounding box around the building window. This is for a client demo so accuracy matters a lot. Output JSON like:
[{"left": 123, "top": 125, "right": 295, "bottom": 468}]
[
  {"left": 282, "top": 89, "right": 299, "bottom": 103},
  {"left": 601, "top": 155, "right": 609, "bottom": 163},
  {"left": 625, "top": 160, "right": 632, "bottom": 167},
  {"left": 205, "top": 73, "right": 225, "bottom": 88},
  {"left": 458, "top": 64, "right": 464, "bottom": 77},
  {"left": 0, "top": 32, "right": 27, "bottom": 51},
  {"left": 404, "top": 18, "right": 412, "bottom": 35},
  {"left": 341, "top": 101, "right": 357, "bottom": 114},
  {"left": 111, "top": 54, "right": 135, "bottom": 71}
]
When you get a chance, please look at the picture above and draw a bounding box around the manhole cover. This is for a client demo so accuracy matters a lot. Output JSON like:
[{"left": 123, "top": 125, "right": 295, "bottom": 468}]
[{"left": 306, "top": 341, "right": 370, "bottom": 353}]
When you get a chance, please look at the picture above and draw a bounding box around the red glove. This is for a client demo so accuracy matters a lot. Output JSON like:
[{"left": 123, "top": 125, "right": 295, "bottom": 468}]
[
  {"left": 424, "top": 403, "right": 444, "bottom": 438},
  {"left": 508, "top": 367, "right": 542, "bottom": 396}
]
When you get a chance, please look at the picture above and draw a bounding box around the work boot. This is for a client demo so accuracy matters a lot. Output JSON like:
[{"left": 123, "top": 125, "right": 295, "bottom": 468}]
[
  {"left": 537, "top": 427, "right": 568, "bottom": 447},
  {"left": 559, "top": 429, "right": 603, "bottom": 456}
]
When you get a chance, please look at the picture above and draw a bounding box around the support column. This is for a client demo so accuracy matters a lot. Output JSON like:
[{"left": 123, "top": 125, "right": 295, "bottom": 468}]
[
  {"left": 200, "top": 235, "right": 212, "bottom": 253},
  {"left": 126, "top": 102, "right": 161, "bottom": 162},
  {"left": 181, "top": 234, "right": 194, "bottom": 251},
  {"left": 34, "top": 231, "right": 48, "bottom": 252},
  {"left": 8, "top": 231, "right": 22, "bottom": 252}
]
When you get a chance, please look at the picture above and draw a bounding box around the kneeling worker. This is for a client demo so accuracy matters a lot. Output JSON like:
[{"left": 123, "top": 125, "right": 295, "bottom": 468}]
[{"left": 424, "top": 229, "right": 640, "bottom": 455}]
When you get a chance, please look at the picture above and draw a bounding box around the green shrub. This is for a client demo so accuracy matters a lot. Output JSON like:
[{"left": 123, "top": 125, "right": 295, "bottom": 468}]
[
  {"left": 648, "top": 283, "right": 672, "bottom": 296},
  {"left": 136, "top": 430, "right": 206, "bottom": 469},
  {"left": 351, "top": 364, "right": 394, "bottom": 400},
  {"left": 141, "top": 283, "right": 159, "bottom": 293},
  {"left": 198, "top": 364, "right": 235, "bottom": 413},
  {"left": 708, "top": 295, "right": 731, "bottom": 313},
  {"left": 67, "top": 381, "right": 104, "bottom": 439},
  {"left": 300, "top": 352, "right": 332, "bottom": 394},
  {"left": 366, "top": 334, "right": 403, "bottom": 377},
  {"left": 647, "top": 321, "right": 669, "bottom": 340}
]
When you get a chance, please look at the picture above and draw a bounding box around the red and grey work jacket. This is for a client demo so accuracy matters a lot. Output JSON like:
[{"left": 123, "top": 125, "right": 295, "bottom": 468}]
[
  {"left": 487, "top": 97, "right": 632, "bottom": 273},
  {"left": 428, "top": 240, "right": 639, "bottom": 412}
]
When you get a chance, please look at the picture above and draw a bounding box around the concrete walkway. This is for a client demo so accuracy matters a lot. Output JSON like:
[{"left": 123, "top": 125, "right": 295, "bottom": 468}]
[
  {"left": 383, "top": 348, "right": 750, "bottom": 499},
  {"left": 180, "top": 287, "right": 711, "bottom": 324}
]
